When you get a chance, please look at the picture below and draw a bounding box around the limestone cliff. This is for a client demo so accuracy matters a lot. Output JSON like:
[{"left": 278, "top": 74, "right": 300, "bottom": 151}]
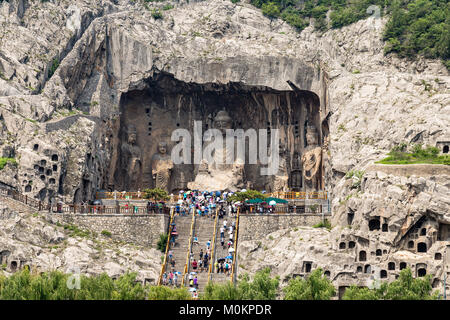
[{"left": 0, "top": 0, "right": 449, "bottom": 296}]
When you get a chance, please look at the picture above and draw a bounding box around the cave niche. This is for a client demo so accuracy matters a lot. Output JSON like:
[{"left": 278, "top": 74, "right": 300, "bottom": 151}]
[{"left": 109, "top": 73, "right": 324, "bottom": 193}]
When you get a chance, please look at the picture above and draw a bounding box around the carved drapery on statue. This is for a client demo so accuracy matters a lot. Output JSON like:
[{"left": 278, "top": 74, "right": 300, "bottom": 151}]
[
  {"left": 289, "top": 151, "right": 302, "bottom": 191},
  {"left": 121, "top": 124, "right": 141, "bottom": 190},
  {"left": 188, "top": 110, "right": 245, "bottom": 191},
  {"left": 151, "top": 142, "right": 173, "bottom": 192},
  {"left": 301, "top": 124, "right": 322, "bottom": 191}
]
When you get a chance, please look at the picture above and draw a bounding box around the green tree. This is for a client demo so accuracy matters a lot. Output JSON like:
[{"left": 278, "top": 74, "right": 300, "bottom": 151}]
[
  {"left": 157, "top": 233, "right": 168, "bottom": 252},
  {"left": 227, "top": 190, "right": 266, "bottom": 203},
  {"left": 262, "top": 2, "right": 281, "bottom": 18},
  {"left": 238, "top": 267, "right": 279, "bottom": 300},
  {"left": 283, "top": 268, "right": 336, "bottom": 300},
  {"left": 147, "top": 285, "right": 192, "bottom": 300},
  {"left": 143, "top": 188, "right": 170, "bottom": 201},
  {"left": 343, "top": 268, "right": 440, "bottom": 300},
  {"left": 201, "top": 281, "right": 242, "bottom": 300}
]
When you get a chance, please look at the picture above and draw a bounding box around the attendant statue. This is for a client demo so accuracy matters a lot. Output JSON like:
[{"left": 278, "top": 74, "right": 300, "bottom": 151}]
[
  {"left": 151, "top": 142, "right": 174, "bottom": 192},
  {"left": 121, "top": 125, "right": 141, "bottom": 190},
  {"left": 301, "top": 124, "right": 322, "bottom": 191}
]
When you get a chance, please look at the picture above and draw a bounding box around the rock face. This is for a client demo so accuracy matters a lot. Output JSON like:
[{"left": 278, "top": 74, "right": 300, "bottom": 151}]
[
  {"left": 0, "top": 195, "right": 162, "bottom": 284},
  {"left": 0, "top": 0, "right": 449, "bottom": 296}
]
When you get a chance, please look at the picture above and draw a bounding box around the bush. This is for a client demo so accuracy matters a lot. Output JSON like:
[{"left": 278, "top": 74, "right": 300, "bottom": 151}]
[
  {"left": 48, "top": 58, "right": 59, "bottom": 78},
  {"left": 313, "top": 219, "right": 332, "bottom": 230},
  {"left": 151, "top": 8, "right": 163, "bottom": 20},
  {"left": 0, "top": 157, "right": 17, "bottom": 170},
  {"left": 101, "top": 230, "right": 112, "bottom": 237},
  {"left": 377, "top": 143, "right": 450, "bottom": 165},
  {"left": 247, "top": 0, "right": 450, "bottom": 68},
  {"left": 343, "top": 267, "right": 439, "bottom": 300},
  {"left": 0, "top": 270, "right": 148, "bottom": 300},
  {"left": 143, "top": 188, "right": 170, "bottom": 201},
  {"left": 227, "top": 190, "right": 266, "bottom": 203},
  {"left": 283, "top": 268, "right": 335, "bottom": 300},
  {"left": 157, "top": 233, "right": 168, "bottom": 253},
  {"left": 261, "top": 2, "right": 280, "bottom": 19}
]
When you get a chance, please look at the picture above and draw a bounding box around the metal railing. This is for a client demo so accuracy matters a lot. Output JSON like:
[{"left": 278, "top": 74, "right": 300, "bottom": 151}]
[
  {"left": 53, "top": 204, "right": 171, "bottom": 215},
  {"left": 208, "top": 208, "right": 219, "bottom": 283},
  {"left": 157, "top": 207, "right": 175, "bottom": 286},
  {"left": 182, "top": 208, "right": 196, "bottom": 286},
  {"left": 96, "top": 191, "right": 182, "bottom": 202},
  {"left": 267, "top": 191, "right": 328, "bottom": 200},
  {"left": 97, "top": 191, "right": 328, "bottom": 201},
  {"left": 239, "top": 204, "right": 328, "bottom": 214},
  {"left": 230, "top": 208, "right": 240, "bottom": 283}
]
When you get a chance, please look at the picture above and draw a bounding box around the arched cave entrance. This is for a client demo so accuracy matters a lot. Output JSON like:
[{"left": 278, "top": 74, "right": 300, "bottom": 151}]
[
  {"left": 417, "top": 242, "right": 427, "bottom": 253},
  {"left": 368, "top": 218, "right": 380, "bottom": 231},
  {"left": 109, "top": 72, "right": 324, "bottom": 193},
  {"left": 359, "top": 251, "right": 367, "bottom": 262}
]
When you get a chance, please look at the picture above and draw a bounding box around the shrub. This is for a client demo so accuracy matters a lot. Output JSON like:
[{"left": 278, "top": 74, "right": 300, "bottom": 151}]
[
  {"left": 343, "top": 267, "right": 439, "bottom": 300},
  {"left": 151, "top": 8, "right": 163, "bottom": 20},
  {"left": 261, "top": 2, "right": 280, "bottom": 19},
  {"left": 143, "top": 188, "right": 170, "bottom": 201},
  {"left": 101, "top": 230, "right": 112, "bottom": 237},
  {"left": 313, "top": 219, "right": 332, "bottom": 230},
  {"left": 48, "top": 58, "right": 59, "bottom": 78},
  {"left": 0, "top": 157, "right": 17, "bottom": 170},
  {"left": 157, "top": 233, "right": 168, "bottom": 253},
  {"left": 284, "top": 268, "right": 335, "bottom": 300}
]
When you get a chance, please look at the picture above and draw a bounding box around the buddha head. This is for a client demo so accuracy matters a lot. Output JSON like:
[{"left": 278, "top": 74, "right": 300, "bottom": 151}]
[
  {"left": 213, "top": 110, "right": 233, "bottom": 134},
  {"left": 306, "top": 125, "right": 318, "bottom": 147},
  {"left": 127, "top": 125, "right": 137, "bottom": 145},
  {"left": 157, "top": 142, "right": 168, "bottom": 155}
]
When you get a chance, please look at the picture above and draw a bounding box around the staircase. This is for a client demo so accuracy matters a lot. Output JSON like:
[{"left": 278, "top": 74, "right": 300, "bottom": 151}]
[
  {"left": 163, "top": 214, "right": 193, "bottom": 285},
  {"left": 187, "top": 214, "right": 216, "bottom": 293},
  {"left": 209, "top": 214, "right": 238, "bottom": 285}
]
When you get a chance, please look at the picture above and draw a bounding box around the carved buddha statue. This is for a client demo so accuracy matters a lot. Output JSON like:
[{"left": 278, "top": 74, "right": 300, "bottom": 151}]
[
  {"left": 151, "top": 142, "right": 174, "bottom": 192},
  {"left": 121, "top": 124, "right": 141, "bottom": 190},
  {"left": 301, "top": 124, "right": 322, "bottom": 191}
]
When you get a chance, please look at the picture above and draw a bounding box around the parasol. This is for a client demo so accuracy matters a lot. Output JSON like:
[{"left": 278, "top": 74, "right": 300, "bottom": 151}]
[
  {"left": 265, "top": 197, "right": 288, "bottom": 204},
  {"left": 269, "top": 200, "right": 277, "bottom": 206},
  {"left": 226, "top": 255, "right": 233, "bottom": 259}
]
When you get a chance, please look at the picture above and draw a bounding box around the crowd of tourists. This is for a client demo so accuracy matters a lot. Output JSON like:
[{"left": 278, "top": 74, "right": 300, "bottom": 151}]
[{"left": 174, "top": 190, "right": 239, "bottom": 217}]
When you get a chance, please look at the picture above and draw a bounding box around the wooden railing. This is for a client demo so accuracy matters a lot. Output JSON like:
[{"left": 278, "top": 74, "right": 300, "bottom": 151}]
[
  {"left": 158, "top": 207, "right": 175, "bottom": 286},
  {"left": 0, "top": 186, "right": 51, "bottom": 211},
  {"left": 208, "top": 208, "right": 219, "bottom": 283},
  {"left": 182, "top": 208, "right": 196, "bottom": 286}
]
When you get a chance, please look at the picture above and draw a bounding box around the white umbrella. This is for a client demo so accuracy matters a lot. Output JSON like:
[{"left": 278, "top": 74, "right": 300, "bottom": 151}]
[
  {"left": 177, "top": 200, "right": 183, "bottom": 204},
  {"left": 269, "top": 200, "right": 276, "bottom": 206},
  {"left": 241, "top": 189, "right": 247, "bottom": 192}
]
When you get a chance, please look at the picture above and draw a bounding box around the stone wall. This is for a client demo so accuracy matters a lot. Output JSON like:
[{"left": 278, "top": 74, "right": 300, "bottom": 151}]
[
  {"left": 46, "top": 213, "right": 170, "bottom": 247},
  {"left": 238, "top": 214, "right": 330, "bottom": 241}
]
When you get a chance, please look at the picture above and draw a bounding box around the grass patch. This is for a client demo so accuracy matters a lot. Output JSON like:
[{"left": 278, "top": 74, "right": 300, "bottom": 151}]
[
  {"left": 101, "top": 230, "right": 112, "bottom": 237},
  {"left": 63, "top": 224, "right": 91, "bottom": 238},
  {"left": 377, "top": 143, "right": 450, "bottom": 165},
  {"left": 0, "top": 157, "right": 18, "bottom": 170},
  {"left": 313, "top": 219, "right": 332, "bottom": 230}
]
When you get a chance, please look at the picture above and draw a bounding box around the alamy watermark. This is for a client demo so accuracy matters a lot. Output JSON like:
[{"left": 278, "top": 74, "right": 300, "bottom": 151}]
[{"left": 170, "top": 121, "right": 280, "bottom": 176}]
